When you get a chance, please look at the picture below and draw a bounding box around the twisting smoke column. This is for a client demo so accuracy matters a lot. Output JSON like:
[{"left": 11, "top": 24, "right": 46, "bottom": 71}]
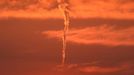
[{"left": 57, "top": 0, "right": 70, "bottom": 66}]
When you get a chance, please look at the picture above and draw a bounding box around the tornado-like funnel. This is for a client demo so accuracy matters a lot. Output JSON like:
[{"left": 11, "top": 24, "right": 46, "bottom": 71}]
[{"left": 57, "top": 0, "right": 70, "bottom": 66}]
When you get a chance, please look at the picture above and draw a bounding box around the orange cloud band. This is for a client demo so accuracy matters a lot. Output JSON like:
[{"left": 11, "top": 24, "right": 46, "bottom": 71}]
[
  {"left": 0, "top": 0, "right": 134, "bottom": 19},
  {"left": 42, "top": 25, "right": 134, "bottom": 46}
]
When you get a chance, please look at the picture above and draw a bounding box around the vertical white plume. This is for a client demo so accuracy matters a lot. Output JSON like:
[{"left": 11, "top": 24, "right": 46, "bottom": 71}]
[{"left": 57, "top": 0, "right": 70, "bottom": 66}]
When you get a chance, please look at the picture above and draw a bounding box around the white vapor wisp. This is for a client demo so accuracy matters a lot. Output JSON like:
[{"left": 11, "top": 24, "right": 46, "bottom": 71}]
[{"left": 57, "top": 0, "right": 70, "bottom": 66}]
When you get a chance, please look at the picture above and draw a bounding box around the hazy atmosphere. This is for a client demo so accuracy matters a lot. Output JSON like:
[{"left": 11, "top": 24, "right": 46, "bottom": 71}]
[{"left": 0, "top": 0, "right": 134, "bottom": 75}]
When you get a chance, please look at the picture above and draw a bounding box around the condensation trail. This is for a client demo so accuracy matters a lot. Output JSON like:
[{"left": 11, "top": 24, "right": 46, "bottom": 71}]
[{"left": 57, "top": 0, "right": 70, "bottom": 66}]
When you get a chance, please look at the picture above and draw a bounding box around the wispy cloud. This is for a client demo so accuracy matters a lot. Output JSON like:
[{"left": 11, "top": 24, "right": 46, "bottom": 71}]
[
  {"left": 0, "top": 0, "right": 61, "bottom": 19},
  {"left": 42, "top": 25, "right": 134, "bottom": 46},
  {"left": 55, "top": 62, "right": 133, "bottom": 74},
  {"left": 70, "top": 0, "right": 134, "bottom": 19},
  {"left": 79, "top": 66, "right": 122, "bottom": 73},
  {"left": 78, "top": 63, "right": 130, "bottom": 74}
]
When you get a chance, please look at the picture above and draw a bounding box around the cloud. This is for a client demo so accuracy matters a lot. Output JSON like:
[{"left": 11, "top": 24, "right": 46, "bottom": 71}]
[
  {"left": 42, "top": 25, "right": 134, "bottom": 46},
  {"left": 0, "top": 0, "right": 62, "bottom": 19},
  {"left": 55, "top": 62, "right": 133, "bottom": 74},
  {"left": 70, "top": 0, "right": 134, "bottom": 19},
  {"left": 79, "top": 65, "right": 129, "bottom": 74},
  {"left": 0, "top": 9, "right": 61, "bottom": 19},
  {"left": 0, "top": 0, "right": 133, "bottom": 19},
  {"left": 79, "top": 66, "right": 122, "bottom": 73},
  {"left": 77, "top": 62, "right": 134, "bottom": 74}
]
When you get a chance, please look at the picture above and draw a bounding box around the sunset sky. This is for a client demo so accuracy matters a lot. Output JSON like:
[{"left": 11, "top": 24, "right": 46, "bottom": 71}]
[{"left": 0, "top": 0, "right": 134, "bottom": 75}]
